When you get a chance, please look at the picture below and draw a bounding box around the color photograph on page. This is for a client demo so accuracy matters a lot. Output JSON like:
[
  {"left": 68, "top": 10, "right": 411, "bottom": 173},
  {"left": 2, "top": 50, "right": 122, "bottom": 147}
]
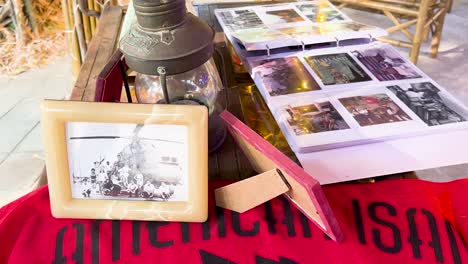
[
  {"left": 338, "top": 93, "right": 412, "bottom": 127},
  {"left": 295, "top": 1, "right": 349, "bottom": 23},
  {"left": 284, "top": 101, "right": 350, "bottom": 136},
  {"left": 351, "top": 44, "right": 424, "bottom": 81},
  {"left": 250, "top": 56, "right": 322, "bottom": 98},
  {"left": 304, "top": 53, "right": 373, "bottom": 86}
]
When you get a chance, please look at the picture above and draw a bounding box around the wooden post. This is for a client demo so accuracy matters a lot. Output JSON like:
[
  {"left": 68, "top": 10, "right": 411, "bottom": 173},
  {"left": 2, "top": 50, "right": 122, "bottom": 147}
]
[
  {"left": 88, "top": 0, "right": 97, "bottom": 35},
  {"left": 72, "top": 0, "right": 88, "bottom": 60},
  {"left": 94, "top": 0, "right": 102, "bottom": 22},
  {"left": 410, "top": 0, "right": 430, "bottom": 64},
  {"left": 81, "top": 9, "right": 92, "bottom": 43},
  {"left": 10, "top": 0, "right": 29, "bottom": 46}
]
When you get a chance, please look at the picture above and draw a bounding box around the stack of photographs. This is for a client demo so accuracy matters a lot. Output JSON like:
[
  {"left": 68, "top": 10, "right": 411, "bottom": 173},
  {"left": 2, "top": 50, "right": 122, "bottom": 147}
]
[
  {"left": 246, "top": 42, "right": 468, "bottom": 152},
  {"left": 215, "top": 1, "right": 387, "bottom": 51}
]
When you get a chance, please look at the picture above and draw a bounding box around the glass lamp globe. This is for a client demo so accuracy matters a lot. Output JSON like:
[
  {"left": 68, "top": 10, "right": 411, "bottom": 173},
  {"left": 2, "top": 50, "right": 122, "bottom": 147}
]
[
  {"left": 134, "top": 58, "right": 226, "bottom": 152},
  {"left": 135, "top": 58, "right": 221, "bottom": 113}
]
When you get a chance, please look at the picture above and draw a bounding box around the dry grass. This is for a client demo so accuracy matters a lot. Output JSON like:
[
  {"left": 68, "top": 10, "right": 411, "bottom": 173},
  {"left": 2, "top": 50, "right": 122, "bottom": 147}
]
[{"left": 0, "top": 0, "right": 67, "bottom": 76}]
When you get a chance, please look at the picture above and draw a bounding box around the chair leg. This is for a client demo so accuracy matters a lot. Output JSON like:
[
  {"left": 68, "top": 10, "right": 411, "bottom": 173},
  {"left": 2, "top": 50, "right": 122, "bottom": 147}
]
[
  {"left": 422, "top": 0, "right": 435, "bottom": 42},
  {"left": 411, "top": 0, "right": 431, "bottom": 64},
  {"left": 447, "top": 0, "right": 454, "bottom": 13},
  {"left": 430, "top": 0, "right": 449, "bottom": 58}
]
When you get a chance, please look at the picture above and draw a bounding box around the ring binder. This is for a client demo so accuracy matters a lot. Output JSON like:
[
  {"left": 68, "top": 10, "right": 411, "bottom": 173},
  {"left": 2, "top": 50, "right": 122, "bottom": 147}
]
[
  {"left": 301, "top": 41, "right": 305, "bottom": 52},
  {"left": 334, "top": 37, "right": 340, "bottom": 47},
  {"left": 266, "top": 44, "right": 271, "bottom": 57}
]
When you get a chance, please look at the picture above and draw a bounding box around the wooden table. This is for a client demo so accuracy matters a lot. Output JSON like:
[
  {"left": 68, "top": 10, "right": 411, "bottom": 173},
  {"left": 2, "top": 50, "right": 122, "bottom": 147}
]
[
  {"left": 69, "top": 5, "right": 414, "bottom": 184},
  {"left": 70, "top": 6, "right": 256, "bottom": 182}
]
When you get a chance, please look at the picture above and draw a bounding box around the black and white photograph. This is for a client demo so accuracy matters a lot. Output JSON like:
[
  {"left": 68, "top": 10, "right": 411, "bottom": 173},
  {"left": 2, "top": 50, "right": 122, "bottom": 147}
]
[
  {"left": 339, "top": 93, "right": 412, "bottom": 126},
  {"left": 351, "top": 45, "right": 422, "bottom": 81},
  {"left": 285, "top": 102, "right": 350, "bottom": 135},
  {"left": 262, "top": 9, "right": 305, "bottom": 24},
  {"left": 296, "top": 3, "right": 345, "bottom": 22},
  {"left": 250, "top": 57, "right": 321, "bottom": 96},
  {"left": 305, "top": 53, "right": 372, "bottom": 85},
  {"left": 387, "top": 82, "right": 466, "bottom": 126},
  {"left": 66, "top": 122, "right": 189, "bottom": 202},
  {"left": 217, "top": 9, "right": 265, "bottom": 32}
]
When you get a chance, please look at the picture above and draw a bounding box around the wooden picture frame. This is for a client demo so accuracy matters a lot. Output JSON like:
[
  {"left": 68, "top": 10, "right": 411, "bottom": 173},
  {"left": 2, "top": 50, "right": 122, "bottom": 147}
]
[
  {"left": 41, "top": 100, "right": 208, "bottom": 222},
  {"left": 220, "top": 111, "right": 343, "bottom": 242}
]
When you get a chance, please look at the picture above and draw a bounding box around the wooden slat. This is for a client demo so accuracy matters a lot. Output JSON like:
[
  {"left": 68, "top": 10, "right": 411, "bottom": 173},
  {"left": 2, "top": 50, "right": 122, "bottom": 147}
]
[
  {"left": 226, "top": 86, "right": 255, "bottom": 180},
  {"left": 208, "top": 153, "right": 219, "bottom": 180},
  {"left": 215, "top": 88, "right": 241, "bottom": 181},
  {"left": 70, "top": 6, "right": 123, "bottom": 101}
]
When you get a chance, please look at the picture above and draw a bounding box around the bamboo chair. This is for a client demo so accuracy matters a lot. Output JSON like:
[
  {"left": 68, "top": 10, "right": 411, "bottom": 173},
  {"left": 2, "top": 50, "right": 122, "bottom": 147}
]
[{"left": 332, "top": 0, "right": 450, "bottom": 64}]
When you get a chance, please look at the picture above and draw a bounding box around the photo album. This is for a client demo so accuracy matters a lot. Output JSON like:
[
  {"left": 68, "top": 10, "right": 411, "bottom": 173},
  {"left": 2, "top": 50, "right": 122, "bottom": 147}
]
[
  {"left": 215, "top": 1, "right": 387, "bottom": 51},
  {"left": 216, "top": 1, "right": 468, "bottom": 153}
]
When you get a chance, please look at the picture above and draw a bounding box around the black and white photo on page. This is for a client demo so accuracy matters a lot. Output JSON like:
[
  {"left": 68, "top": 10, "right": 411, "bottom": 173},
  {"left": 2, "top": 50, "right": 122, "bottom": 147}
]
[
  {"left": 387, "top": 81, "right": 468, "bottom": 126},
  {"left": 216, "top": 9, "right": 266, "bottom": 32},
  {"left": 66, "top": 122, "right": 189, "bottom": 202}
]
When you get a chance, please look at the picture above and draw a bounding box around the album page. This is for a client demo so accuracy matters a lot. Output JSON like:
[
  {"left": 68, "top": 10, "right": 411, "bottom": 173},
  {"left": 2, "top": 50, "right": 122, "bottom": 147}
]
[
  {"left": 245, "top": 42, "right": 468, "bottom": 152},
  {"left": 214, "top": 1, "right": 387, "bottom": 51}
]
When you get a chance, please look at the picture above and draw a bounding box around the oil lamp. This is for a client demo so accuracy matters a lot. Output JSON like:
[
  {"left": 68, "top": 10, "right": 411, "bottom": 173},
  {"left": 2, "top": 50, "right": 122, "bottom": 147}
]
[{"left": 119, "top": 0, "right": 226, "bottom": 152}]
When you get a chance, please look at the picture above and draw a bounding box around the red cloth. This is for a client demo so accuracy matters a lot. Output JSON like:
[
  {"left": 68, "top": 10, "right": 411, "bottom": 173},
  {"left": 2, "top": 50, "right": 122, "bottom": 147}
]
[{"left": 1, "top": 179, "right": 467, "bottom": 264}]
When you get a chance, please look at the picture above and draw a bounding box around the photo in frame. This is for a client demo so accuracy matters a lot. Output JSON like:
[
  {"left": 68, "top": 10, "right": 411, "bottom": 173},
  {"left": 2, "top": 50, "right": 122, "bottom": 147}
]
[{"left": 41, "top": 100, "right": 208, "bottom": 222}]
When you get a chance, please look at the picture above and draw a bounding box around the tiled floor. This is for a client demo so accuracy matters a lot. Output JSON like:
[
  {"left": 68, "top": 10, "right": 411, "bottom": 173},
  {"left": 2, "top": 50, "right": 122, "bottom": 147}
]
[
  {"left": 0, "top": 57, "right": 73, "bottom": 206},
  {"left": 0, "top": 2, "right": 467, "bottom": 206}
]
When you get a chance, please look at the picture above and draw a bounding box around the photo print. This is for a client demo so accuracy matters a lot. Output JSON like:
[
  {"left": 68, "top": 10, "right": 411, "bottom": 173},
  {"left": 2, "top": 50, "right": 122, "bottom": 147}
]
[
  {"left": 218, "top": 9, "right": 265, "bottom": 32},
  {"left": 315, "top": 21, "right": 374, "bottom": 35},
  {"left": 387, "top": 82, "right": 466, "bottom": 126},
  {"left": 305, "top": 53, "right": 372, "bottom": 85},
  {"left": 339, "top": 93, "right": 412, "bottom": 126},
  {"left": 351, "top": 45, "right": 422, "bottom": 81},
  {"left": 262, "top": 9, "right": 305, "bottom": 24},
  {"left": 285, "top": 102, "right": 350, "bottom": 135},
  {"left": 296, "top": 3, "right": 345, "bottom": 22},
  {"left": 233, "top": 28, "right": 285, "bottom": 44},
  {"left": 250, "top": 57, "right": 321, "bottom": 96},
  {"left": 66, "top": 122, "right": 189, "bottom": 202},
  {"left": 277, "top": 25, "right": 320, "bottom": 39}
]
